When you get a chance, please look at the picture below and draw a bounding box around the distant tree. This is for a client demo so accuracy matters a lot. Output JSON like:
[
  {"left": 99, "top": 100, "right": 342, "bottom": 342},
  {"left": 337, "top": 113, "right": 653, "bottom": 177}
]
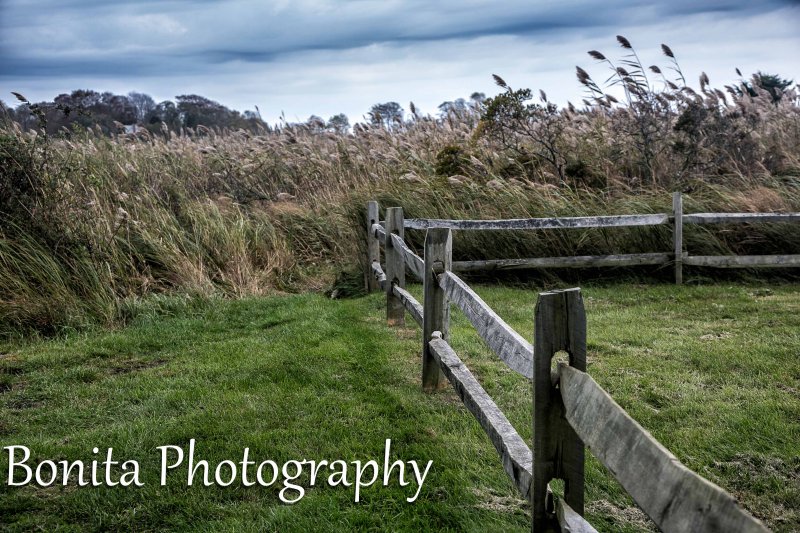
[
  {"left": 438, "top": 98, "right": 468, "bottom": 117},
  {"left": 145, "top": 100, "right": 181, "bottom": 132},
  {"left": 99, "top": 91, "right": 137, "bottom": 125},
  {"left": 128, "top": 92, "right": 156, "bottom": 122},
  {"left": 326, "top": 113, "right": 350, "bottom": 133},
  {"left": 368, "top": 102, "right": 403, "bottom": 129},
  {"left": 242, "top": 110, "right": 269, "bottom": 131},
  {"left": 49, "top": 91, "right": 94, "bottom": 131},
  {"left": 26, "top": 89, "right": 137, "bottom": 133},
  {"left": 8, "top": 89, "right": 267, "bottom": 135},
  {"left": 63, "top": 89, "right": 102, "bottom": 108},
  {"left": 470, "top": 92, "right": 487, "bottom": 104},
  {"left": 305, "top": 115, "right": 326, "bottom": 132},
  {"left": 176, "top": 94, "right": 222, "bottom": 129},
  {"left": 480, "top": 79, "right": 568, "bottom": 183},
  {"left": 742, "top": 71, "right": 793, "bottom": 103}
]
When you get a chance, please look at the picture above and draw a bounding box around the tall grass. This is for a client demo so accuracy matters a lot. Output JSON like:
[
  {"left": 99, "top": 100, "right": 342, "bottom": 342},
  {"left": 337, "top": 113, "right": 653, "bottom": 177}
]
[{"left": 1, "top": 59, "right": 799, "bottom": 335}]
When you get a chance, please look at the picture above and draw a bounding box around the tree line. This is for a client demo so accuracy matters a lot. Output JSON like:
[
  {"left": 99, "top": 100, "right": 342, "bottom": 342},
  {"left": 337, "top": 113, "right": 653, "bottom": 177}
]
[
  {"left": 0, "top": 89, "right": 490, "bottom": 136},
  {"left": 1, "top": 90, "right": 271, "bottom": 135}
]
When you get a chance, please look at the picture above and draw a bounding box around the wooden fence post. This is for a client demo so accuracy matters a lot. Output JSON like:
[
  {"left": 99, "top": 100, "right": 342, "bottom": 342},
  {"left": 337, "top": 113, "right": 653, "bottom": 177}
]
[
  {"left": 366, "top": 201, "right": 380, "bottom": 292},
  {"left": 673, "top": 192, "right": 683, "bottom": 285},
  {"left": 422, "top": 228, "right": 451, "bottom": 391},
  {"left": 385, "top": 207, "right": 405, "bottom": 326},
  {"left": 532, "top": 288, "right": 586, "bottom": 532}
]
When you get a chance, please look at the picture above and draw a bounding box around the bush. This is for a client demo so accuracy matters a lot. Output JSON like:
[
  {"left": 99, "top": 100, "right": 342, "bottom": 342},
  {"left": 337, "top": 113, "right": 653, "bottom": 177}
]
[{"left": 435, "top": 145, "right": 468, "bottom": 176}]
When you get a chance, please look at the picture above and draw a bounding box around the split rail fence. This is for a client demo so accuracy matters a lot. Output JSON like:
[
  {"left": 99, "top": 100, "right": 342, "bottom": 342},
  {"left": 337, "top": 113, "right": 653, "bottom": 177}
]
[
  {"left": 365, "top": 200, "right": 771, "bottom": 532},
  {"left": 379, "top": 192, "right": 800, "bottom": 284}
]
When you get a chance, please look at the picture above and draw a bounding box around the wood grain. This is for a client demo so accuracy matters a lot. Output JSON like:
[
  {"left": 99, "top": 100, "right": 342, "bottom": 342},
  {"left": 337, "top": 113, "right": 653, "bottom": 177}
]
[
  {"left": 371, "top": 223, "right": 386, "bottom": 243},
  {"left": 438, "top": 271, "right": 533, "bottom": 378},
  {"left": 532, "top": 289, "right": 586, "bottom": 530},
  {"left": 673, "top": 192, "right": 683, "bottom": 285},
  {"left": 559, "top": 364, "right": 768, "bottom": 533},
  {"left": 370, "top": 261, "right": 386, "bottom": 291},
  {"left": 392, "top": 285, "right": 423, "bottom": 327},
  {"left": 366, "top": 201, "right": 381, "bottom": 292},
  {"left": 452, "top": 253, "right": 670, "bottom": 272},
  {"left": 385, "top": 208, "right": 405, "bottom": 326},
  {"left": 405, "top": 214, "right": 668, "bottom": 231},
  {"left": 684, "top": 254, "right": 800, "bottom": 267},
  {"left": 390, "top": 232, "right": 425, "bottom": 281},
  {"left": 684, "top": 212, "right": 800, "bottom": 224},
  {"left": 422, "top": 229, "right": 451, "bottom": 391}
]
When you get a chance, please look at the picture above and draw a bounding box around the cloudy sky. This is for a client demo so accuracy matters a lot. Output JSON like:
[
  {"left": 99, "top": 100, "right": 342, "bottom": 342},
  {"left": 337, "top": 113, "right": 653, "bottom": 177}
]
[{"left": 1, "top": 0, "right": 798, "bottom": 124}]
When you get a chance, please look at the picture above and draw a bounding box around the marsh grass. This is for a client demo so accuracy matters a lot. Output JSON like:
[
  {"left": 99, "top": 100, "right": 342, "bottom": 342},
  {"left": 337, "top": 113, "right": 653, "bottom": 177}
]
[{"left": 1, "top": 54, "right": 799, "bottom": 335}]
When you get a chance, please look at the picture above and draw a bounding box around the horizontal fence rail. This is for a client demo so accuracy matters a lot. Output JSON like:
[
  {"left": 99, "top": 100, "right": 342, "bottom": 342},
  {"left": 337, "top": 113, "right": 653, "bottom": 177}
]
[
  {"left": 365, "top": 201, "right": 771, "bottom": 532},
  {"left": 404, "top": 213, "right": 669, "bottom": 231},
  {"left": 685, "top": 212, "right": 800, "bottom": 224},
  {"left": 452, "top": 253, "right": 671, "bottom": 272},
  {"left": 364, "top": 194, "right": 800, "bottom": 285},
  {"left": 684, "top": 254, "right": 800, "bottom": 268}
]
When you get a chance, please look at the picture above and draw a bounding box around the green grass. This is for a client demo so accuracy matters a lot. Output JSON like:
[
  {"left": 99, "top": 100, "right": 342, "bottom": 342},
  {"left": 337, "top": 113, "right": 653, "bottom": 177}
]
[
  {"left": 1, "top": 282, "right": 798, "bottom": 532},
  {"left": 442, "top": 282, "right": 800, "bottom": 532}
]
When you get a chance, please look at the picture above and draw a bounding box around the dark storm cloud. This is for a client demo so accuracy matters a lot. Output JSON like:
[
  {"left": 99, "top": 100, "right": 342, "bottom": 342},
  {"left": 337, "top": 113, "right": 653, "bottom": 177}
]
[
  {"left": 0, "top": 54, "right": 204, "bottom": 78},
  {"left": 1, "top": 0, "right": 793, "bottom": 79},
  {"left": 0, "top": 0, "right": 797, "bottom": 122}
]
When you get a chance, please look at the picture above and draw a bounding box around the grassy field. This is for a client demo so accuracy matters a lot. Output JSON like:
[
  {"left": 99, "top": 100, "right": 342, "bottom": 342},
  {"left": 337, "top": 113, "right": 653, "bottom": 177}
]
[{"left": 1, "top": 281, "right": 798, "bottom": 532}]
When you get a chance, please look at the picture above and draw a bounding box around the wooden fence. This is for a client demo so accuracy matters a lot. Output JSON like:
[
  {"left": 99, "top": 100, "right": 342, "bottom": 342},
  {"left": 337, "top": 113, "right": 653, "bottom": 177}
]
[
  {"left": 380, "top": 192, "right": 800, "bottom": 284},
  {"left": 365, "top": 201, "right": 771, "bottom": 532}
]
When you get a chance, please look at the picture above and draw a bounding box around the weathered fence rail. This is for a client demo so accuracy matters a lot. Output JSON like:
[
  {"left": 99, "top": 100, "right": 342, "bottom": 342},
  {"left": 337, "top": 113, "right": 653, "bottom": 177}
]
[
  {"left": 684, "top": 212, "right": 800, "bottom": 224},
  {"left": 391, "top": 232, "right": 425, "bottom": 280},
  {"left": 452, "top": 252, "right": 672, "bottom": 272},
  {"left": 365, "top": 200, "right": 769, "bottom": 532},
  {"left": 439, "top": 270, "right": 533, "bottom": 379},
  {"left": 558, "top": 364, "right": 766, "bottom": 532},
  {"left": 404, "top": 213, "right": 670, "bottom": 230},
  {"left": 684, "top": 255, "right": 800, "bottom": 268},
  {"left": 392, "top": 284, "right": 423, "bottom": 326},
  {"left": 373, "top": 193, "right": 800, "bottom": 284}
]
